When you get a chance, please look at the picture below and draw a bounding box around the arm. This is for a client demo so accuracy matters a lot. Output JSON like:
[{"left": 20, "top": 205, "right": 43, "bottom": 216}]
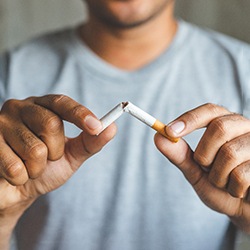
[
  {"left": 0, "top": 94, "right": 116, "bottom": 249},
  {"left": 155, "top": 103, "right": 250, "bottom": 233},
  {"left": 0, "top": 199, "right": 34, "bottom": 250}
]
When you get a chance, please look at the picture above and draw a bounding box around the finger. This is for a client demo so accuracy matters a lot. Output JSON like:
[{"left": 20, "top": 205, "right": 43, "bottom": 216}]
[
  {"left": 209, "top": 133, "right": 250, "bottom": 189},
  {"left": 65, "top": 123, "right": 117, "bottom": 171},
  {"left": 194, "top": 114, "right": 250, "bottom": 167},
  {"left": 154, "top": 133, "right": 203, "bottom": 186},
  {"left": 165, "top": 103, "right": 231, "bottom": 138},
  {"left": 20, "top": 103, "right": 65, "bottom": 161},
  {"left": 33, "top": 95, "right": 103, "bottom": 135},
  {"left": 154, "top": 133, "right": 241, "bottom": 215},
  {"left": 3, "top": 124, "right": 48, "bottom": 179},
  {"left": 0, "top": 137, "right": 29, "bottom": 185},
  {"left": 227, "top": 161, "right": 250, "bottom": 198}
]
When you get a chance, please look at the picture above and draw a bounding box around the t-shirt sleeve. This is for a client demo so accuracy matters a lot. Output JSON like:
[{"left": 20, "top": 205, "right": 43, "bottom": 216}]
[
  {"left": 241, "top": 45, "right": 250, "bottom": 119},
  {"left": 0, "top": 52, "right": 9, "bottom": 106}
]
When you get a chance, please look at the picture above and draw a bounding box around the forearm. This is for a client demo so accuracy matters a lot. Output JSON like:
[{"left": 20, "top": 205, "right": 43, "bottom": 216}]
[
  {"left": 0, "top": 200, "right": 35, "bottom": 250},
  {"left": 230, "top": 216, "right": 250, "bottom": 235},
  {"left": 0, "top": 216, "right": 18, "bottom": 250}
]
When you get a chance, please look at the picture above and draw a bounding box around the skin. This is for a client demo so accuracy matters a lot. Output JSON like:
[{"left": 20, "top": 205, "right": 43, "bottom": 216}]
[
  {"left": 0, "top": 95, "right": 117, "bottom": 249},
  {"left": 81, "top": 0, "right": 177, "bottom": 70},
  {"left": 1, "top": 1, "right": 176, "bottom": 248},
  {"left": 1, "top": 0, "right": 250, "bottom": 249},
  {"left": 156, "top": 104, "right": 250, "bottom": 232}
]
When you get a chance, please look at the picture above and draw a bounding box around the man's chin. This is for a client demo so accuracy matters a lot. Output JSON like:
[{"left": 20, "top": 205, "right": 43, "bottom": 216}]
[
  {"left": 86, "top": 0, "right": 174, "bottom": 29},
  {"left": 98, "top": 14, "right": 157, "bottom": 29}
]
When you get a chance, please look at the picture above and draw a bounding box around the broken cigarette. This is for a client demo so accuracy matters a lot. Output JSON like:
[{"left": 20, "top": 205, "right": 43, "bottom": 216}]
[
  {"left": 99, "top": 102, "right": 179, "bottom": 143},
  {"left": 99, "top": 103, "right": 125, "bottom": 132}
]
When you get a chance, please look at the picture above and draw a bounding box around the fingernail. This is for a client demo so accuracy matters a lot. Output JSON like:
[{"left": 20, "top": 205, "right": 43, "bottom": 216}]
[
  {"left": 84, "top": 115, "right": 102, "bottom": 131},
  {"left": 168, "top": 121, "right": 185, "bottom": 135}
]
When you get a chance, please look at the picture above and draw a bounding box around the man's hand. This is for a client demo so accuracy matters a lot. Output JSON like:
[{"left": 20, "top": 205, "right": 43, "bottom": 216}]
[
  {"left": 0, "top": 94, "right": 116, "bottom": 224},
  {"left": 154, "top": 103, "right": 250, "bottom": 233}
]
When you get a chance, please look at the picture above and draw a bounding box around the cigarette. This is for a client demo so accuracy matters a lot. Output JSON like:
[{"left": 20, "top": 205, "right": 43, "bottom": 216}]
[
  {"left": 99, "top": 103, "right": 125, "bottom": 132},
  {"left": 123, "top": 102, "right": 179, "bottom": 143},
  {"left": 99, "top": 102, "right": 179, "bottom": 143}
]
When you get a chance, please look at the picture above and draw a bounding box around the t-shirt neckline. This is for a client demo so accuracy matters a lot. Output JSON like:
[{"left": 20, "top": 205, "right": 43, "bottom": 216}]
[{"left": 71, "top": 20, "right": 192, "bottom": 79}]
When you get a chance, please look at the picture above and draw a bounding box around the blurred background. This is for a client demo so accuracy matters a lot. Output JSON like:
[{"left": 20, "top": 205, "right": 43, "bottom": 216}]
[
  {"left": 0, "top": 0, "right": 250, "bottom": 53},
  {"left": 1, "top": 0, "right": 250, "bottom": 249}
]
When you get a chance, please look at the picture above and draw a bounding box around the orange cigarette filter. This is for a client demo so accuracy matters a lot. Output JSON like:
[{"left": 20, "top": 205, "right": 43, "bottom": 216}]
[
  {"left": 124, "top": 102, "right": 179, "bottom": 143},
  {"left": 99, "top": 102, "right": 179, "bottom": 143},
  {"left": 152, "top": 120, "right": 179, "bottom": 143}
]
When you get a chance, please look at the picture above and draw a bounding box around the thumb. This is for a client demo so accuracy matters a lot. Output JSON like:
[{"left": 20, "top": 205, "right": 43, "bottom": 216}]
[
  {"left": 65, "top": 124, "right": 117, "bottom": 171},
  {"left": 154, "top": 133, "right": 204, "bottom": 186},
  {"left": 154, "top": 133, "right": 240, "bottom": 215}
]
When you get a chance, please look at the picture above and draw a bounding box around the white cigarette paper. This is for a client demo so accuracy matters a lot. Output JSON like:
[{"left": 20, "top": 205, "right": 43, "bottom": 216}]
[
  {"left": 123, "top": 102, "right": 156, "bottom": 127},
  {"left": 99, "top": 101, "right": 179, "bottom": 142},
  {"left": 99, "top": 103, "right": 125, "bottom": 131}
]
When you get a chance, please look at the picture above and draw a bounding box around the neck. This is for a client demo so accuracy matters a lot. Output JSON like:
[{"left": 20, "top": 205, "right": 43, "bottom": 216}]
[{"left": 80, "top": 2, "right": 177, "bottom": 70}]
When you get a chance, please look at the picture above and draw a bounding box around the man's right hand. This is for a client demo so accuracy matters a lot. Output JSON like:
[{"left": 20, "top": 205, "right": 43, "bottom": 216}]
[{"left": 0, "top": 94, "right": 116, "bottom": 218}]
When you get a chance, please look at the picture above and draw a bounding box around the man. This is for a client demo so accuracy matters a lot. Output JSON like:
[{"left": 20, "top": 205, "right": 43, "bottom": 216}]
[{"left": 0, "top": 0, "right": 250, "bottom": 249}]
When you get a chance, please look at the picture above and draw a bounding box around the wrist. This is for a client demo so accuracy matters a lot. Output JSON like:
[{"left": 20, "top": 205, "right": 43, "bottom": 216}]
[
  {"left": 0, "top": 199, "right": 35, "bottom": 249},
  {"left": 0, "top": 214, "right": 19, "bottom": 250},
  {"left": 0, "top": 198, "right": 35, "bottom": 224},
  {"left": 230, "top": 216, "right": 250, "bottom": 235}
]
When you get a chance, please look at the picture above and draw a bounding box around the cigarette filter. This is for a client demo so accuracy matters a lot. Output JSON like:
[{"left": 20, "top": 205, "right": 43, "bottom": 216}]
[
  {"left": 99, "top": 101, "right": 179, "bottom": 143},
  {"left": 124, "top": 102, "right": 179, "bottom": 143}
]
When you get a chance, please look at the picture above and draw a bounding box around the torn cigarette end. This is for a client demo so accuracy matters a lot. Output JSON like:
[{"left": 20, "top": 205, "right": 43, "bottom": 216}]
[
  {"left": 152, "top": 120, "right": 179, "bottom": 143},
  {"left": 98, "top": 101, "right": 180, "bottom": 143}
]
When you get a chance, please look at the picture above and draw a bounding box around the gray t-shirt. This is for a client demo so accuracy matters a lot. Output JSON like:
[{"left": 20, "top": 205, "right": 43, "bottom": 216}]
[{"left": 1, "top": 20, "right": 250, "bottom": 250}]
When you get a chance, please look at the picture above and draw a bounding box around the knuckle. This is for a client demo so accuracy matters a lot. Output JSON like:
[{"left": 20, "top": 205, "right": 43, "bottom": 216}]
[
  {"left": 1, "top": 99, "right": 20, "bottom": 113},
  {"left": 15, "top": 128, "right": 48, "bottom": 160},
  {"left": 204, "top": 103, "right": 219, "bottom": 112},
  {"left": 227, "top": 181, "right": 245, "bottom": 199},
  {"left": 51, "top": 94, "right": 69, "bottom": 105},
  {"left": 204, "top": 103, "right": 226, "bottom": 116},
  {"left": 208, "top": 169, "right": 218, "bottom": 185},
  {"left": 27, "top": 143, "right": 48, "bottom": 160},
  {"left": 208, "top": 118, "right": 228, "bottom": 138},
  {"left": 228, "top": 189, "right": 243, "bottom": 199},
  {"left": 194, "top": 151, "right": 211, "bottom": 167},
  {"left": 186, "top": 111, "right": 200, "bottom": 126},
  {"left": 71, "top": 105, "right": 88, "bottom": 118},
  {"left": 230, "top": 168, "right": 246, "bottom": 185},
  {"left": 219, "top": 143, "right": 237, "bottom": 164},
  {"left": 0, "top": 114, "right": 9, "bottom": 128},
  {"left": 20, "top": 103, "right": 38, "bottom": 116},
  {"left": 208, "top": 172, "right": 224, "bottom": 189},
  {"left": 4, "top": 161, "right": 25, "bottom": 179},
  {"left": 43, "top": 115, "right": 63, "bottom": 134}
]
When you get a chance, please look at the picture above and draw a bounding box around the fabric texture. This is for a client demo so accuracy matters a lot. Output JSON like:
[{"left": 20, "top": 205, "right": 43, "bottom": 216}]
[{"left": 1, "top": 20, "right": 250, "bottom": 250}]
